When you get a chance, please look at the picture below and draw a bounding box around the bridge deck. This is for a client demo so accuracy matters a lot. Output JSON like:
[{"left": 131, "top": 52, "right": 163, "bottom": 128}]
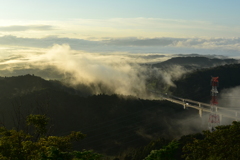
[{"left": 163, "top": 97, "right": 240, "bottom": 121}]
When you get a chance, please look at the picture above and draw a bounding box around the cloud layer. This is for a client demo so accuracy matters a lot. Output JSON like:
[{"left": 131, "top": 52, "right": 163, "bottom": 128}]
[
  {"left": 1, "top": 44, "right": 150, "bottom": 97},
  {"left": 0, "top": 35, "right": 239, "bottom": 58},
  {"left": 0, "top": 25, "right": 54, "bottom": 32}
]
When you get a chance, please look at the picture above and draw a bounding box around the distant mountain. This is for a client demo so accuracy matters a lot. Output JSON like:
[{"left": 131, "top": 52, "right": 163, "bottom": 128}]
[
  {"left": 151, "top": 57, "right": 238, "bottom": 69},
  {"left": 145, "top": 57, "right": 239, "bottom": 95},
  {"left": 0, "top": 67, "right": 65, "bottom": 80}
]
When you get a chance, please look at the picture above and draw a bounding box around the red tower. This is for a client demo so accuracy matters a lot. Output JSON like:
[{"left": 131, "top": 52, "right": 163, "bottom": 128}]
[
  {"left": 208, "top": 77, "right": 220, "bottom": 131},
  {"left": 211, "top": 77, "right": 219, "bottom": 105}
]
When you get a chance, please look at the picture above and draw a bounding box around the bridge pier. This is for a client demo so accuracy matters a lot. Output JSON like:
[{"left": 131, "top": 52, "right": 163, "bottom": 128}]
[
  {"left": 199, "top": 109, "right": 202, "bottom": 117},
  {"left": 220, "top": 114, "right": 222, "bottom": 124},
  {"left": 183, "top": 103, "right": 189, "bottom": 109}
]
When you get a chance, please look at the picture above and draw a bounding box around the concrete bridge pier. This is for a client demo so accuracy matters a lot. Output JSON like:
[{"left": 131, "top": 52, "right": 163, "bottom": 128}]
[
  {"left": 183, "top": 104, "right": 186, "bottom": 109},
  {"left": 199, "top": 109, "right": 203, "bottom": 117},
  {"left": 183, "top": 103, "right": 188, "bottom": 109},
  {"left": 219, "top": 114, "right": 222, "bottom": 124}
]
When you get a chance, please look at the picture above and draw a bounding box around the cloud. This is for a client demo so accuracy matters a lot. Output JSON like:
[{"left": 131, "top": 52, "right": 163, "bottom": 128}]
[
  {"left": 0, "top": 35, "right": 240, "bottom": 59},
  {"left": 103, "top": 37, "right": 179, "bottom": 46},
  {"left": 219, "top": 86, "right": 240, "bottom": 109},
  {"left": 0, "top": 18, "right": 239, "bottom": 40},
  {"left": 1, "top": 43, "right": 238, "bottom": 98},
  {"left": 104, "top": 37, "right": 240, "bottom": 50},
  {"left": 0, "top": 25, "right": 54, "bottom": 32},
  {"left": 0, "top": 44, "right": 149, "bottom": 97},
  {"left": 0, "top": 55, "right": 24, "bottom": 63},
  {"left": 0, "top": 35, "right": 99, "bottom": 49},
  {"left": 1, "top": 35, "right": 240, "bottom": 49}
]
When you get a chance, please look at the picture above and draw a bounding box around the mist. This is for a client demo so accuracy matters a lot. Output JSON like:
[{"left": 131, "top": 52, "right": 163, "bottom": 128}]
[
  {"left": 0, "top": 44, "right": 187, "bottom": 98},
  {"left": 1, "top": 44, "right": 236, "bottom": 98},
  {"left": 219, "top": 86, "right": 240, "bottom": 109},
  {"left": 0, "top": 44, "right": 151, "bottom": 97}
]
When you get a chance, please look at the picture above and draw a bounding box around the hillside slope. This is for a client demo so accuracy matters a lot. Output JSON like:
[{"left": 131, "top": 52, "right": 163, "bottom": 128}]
[
  {"left": 0, "top": 75, "right": 202, "bottom": 155},
  {"left": 169, "top": 63, "right": 240, "bottom": 102},
  {"left": 152, "top": 57, "right": 238, "bottom": 69},
  {"left": 0, "top": 62, "right": 240, "bottom": 155}
]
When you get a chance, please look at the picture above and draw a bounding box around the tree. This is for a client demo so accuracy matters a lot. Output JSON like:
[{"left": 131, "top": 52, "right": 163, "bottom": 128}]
[
  {"left": 0, "top": 114, "right": 103, "bottom": 160},
  {"left": 143, "top": 140, "right": 179, "bottom": 160},
  {"left": 183, "top": 121, "right": 240, "bottom": 160},
  {"left": 122, "top": 138, "right": 170, "bottom": 160}
]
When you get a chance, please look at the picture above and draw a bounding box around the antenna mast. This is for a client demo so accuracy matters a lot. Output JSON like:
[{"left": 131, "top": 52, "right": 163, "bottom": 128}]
[{"left": 208, "top": 77, "right": 220, "bottom": 131}]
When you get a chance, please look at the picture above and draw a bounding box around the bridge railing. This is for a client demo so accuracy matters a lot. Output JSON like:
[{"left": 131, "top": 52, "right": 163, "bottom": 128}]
[{"left": 163, "top": 96, "right": 240, "bottom": 121}]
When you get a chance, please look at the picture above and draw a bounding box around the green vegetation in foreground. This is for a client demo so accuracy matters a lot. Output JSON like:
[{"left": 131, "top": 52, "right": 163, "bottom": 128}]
[
  {"left": 4, "top": 114, "right": 240, "bottom": 160},
  {"left": 0, "top": 114, "right": 103, "bottom": 160},
  {"left": 118, "top": 121, "right": 240, "bottom": 160}
]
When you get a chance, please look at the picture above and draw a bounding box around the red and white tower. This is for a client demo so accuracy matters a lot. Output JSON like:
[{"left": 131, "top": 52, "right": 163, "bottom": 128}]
[{"left": 208, "top": 77, "right": 220, "bottom": 131}]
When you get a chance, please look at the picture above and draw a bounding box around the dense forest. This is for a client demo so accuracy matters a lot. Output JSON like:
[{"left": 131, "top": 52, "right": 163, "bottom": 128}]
[{"left": 0, "top": 57, "right": 240, "bottom": 159}]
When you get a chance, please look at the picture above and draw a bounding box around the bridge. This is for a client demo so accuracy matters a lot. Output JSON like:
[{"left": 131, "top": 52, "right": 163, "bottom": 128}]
[{"left": 161, "top": 94, "right": 240, "bottom": 121}]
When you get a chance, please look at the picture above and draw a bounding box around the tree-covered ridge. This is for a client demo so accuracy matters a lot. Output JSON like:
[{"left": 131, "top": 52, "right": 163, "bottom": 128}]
[
  {"left": 151, "top": 56, "right": 238, "bottom": 69},
  {"left": 0, "top": 62, "right": 240, "bottom": 159},
  {"left": 0, "top": 75, "right": 205, "bottom": 156},
  {"left": 0, "top": 74, "right": 95, "bottom": 98},
  {"left": 170, "top": 63, "right": 240, "bottom": 102},
  {"left": 0, "top": 89, "right": 201, "bottom": 156}
]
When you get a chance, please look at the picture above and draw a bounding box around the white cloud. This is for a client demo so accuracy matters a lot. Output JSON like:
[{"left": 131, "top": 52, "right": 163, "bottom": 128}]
[
  {"left": 0, "top": 36, "right": 239, "bottom": 57},
  {"left": 219, "top": 86, "right": 240, "bottom": 109},
  {"left": 0, "top": 25, "right": 54, "bottom": 31},
  {"left": 0, "top": 18, "right": 239, "bottom": 39},
  {"left": 0, "top": 44, "right": 150, "bottom": 97}
]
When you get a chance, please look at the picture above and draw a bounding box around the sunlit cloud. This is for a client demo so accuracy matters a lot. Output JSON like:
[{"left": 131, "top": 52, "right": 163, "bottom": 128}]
[
  {"left": 0, "top": 18, "right": 239, "bottom": 39},
  {"left": 0, "top": 44, "right": 150, "bottom": 96},
  {"left": 0, "top": 25, "right": 54, "bottom": 32},
  {"left": 0, "top": 18, "right": 239, "bottom": 79},
  {"left": 0, "top": 35, "right": 239, "bottom": 57}
]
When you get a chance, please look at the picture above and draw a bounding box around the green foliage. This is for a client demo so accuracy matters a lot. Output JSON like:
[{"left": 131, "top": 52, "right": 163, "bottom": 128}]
[
  {"left": 123, "top": 138, "right": 170, "bottom": 160},
  {"left": 72, "top": 150, "right": 103, "bottom": 160},
  {"left": 183, "top": 121, "right": 240, "bottom": 160},
  {"left": 27, "top": 114, "right": 49, "bottom": 136},
  {"left": 143, "top": 140, "right": 179, "bottom": 160},
  {"left": 0, "top": 127, "right": 35, "bottom": 160},
  {"left": 40, "top": 148, "right": 104, "bottom": 160},
  {"left": 40, "top": 146, "right": 72, "bottom": 160},
  {"left": 0, "top": 114, "right": 103, "bottom": 160}
]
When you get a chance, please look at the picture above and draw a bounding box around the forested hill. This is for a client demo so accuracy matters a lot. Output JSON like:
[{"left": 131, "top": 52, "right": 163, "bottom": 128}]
[
  {"left": 0, "top": 74, "right": 202, "bottom": 156},
  {"left": 151, "top": 56, "right": 238, "bottom": 69},
  {"left": 0, "top": 62, "right": 240, "bottom": 157},
  {"left": 0, "top": 74, "right": 96, "bottom": 98},
  {"left": 170, "top": 63, "right": 240, "bottom": 102}
]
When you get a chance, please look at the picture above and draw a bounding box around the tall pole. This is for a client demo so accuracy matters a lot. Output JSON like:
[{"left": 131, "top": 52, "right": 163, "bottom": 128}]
[{"left": 208, "top": 77, "right": 220, "bottom": 132}]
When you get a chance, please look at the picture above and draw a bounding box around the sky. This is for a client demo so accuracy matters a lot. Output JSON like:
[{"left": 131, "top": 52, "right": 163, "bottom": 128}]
[
  {"left": 0, "top": 1, "right": 240, "bottom": 74},
  {"left": 0, "top": 0, "right": 240, "bottom": 58}
]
